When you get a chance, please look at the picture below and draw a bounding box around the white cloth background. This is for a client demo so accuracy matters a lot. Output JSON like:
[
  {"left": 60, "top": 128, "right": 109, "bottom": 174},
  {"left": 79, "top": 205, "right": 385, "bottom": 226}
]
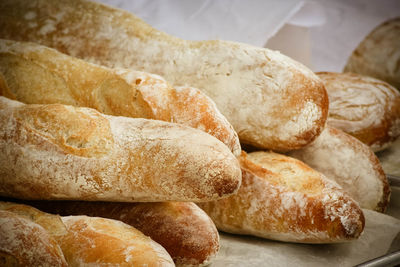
[
  {"left": 308, "top": 0, "right": 400, "bottom": 72},
  {"left": 97, "top": 0, "right": 400, "bottom": 71}
]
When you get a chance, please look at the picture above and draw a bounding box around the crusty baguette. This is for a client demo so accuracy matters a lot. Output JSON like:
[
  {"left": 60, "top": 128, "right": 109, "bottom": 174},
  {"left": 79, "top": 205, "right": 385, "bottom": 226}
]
[
  {"left": 17, "top": 201, "right": 219, "bottom": 267},
  {"left": 0, "top": 201, "right": 175, "bottom": 266},
  {"left": 344, "top": 18, "right": 400, "bottom": 89},
  {"left": 0, "top": 210, "right": 68, "bottom": 266},
  {"left": 60, "top": 216, "right": 175, "bottom": 266},
  {"left": 0, "top": 96, "right": 241, "bottom": 202},
  {"left": 317, "top": 72, "right": 400, "bottom": 152},
  {"left": 0, "top": 39, "right": 240, "bottom": 156},
  {"left": 0, "top": 0, "right": 329, "bottom": 151},
  {"left": 288, "top": 125, "right": 390, "bottom": 212},
  {"left": 198, "top": 151, "right": 365, "bottom": 243}
]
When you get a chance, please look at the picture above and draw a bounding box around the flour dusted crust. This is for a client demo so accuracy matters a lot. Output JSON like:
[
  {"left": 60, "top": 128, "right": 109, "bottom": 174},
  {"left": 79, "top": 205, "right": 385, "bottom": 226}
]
[
  {"left": 25, "top": 200, "right": 220, "bottom": 267},
  {"left": 318, "top": 72, "right": 400, "bottom": 152},
  {"left": 0, "top": 0, "right": 328, "bottom": 151},
  {"left": 0, "top": 202, "right": 175, "bottom": 266},
  {"left": 60, "top": 216, "right": 174, "bottom": 266},
  {"left": 344, "top": 18, "right": 400, "bottom": 89},
  {"left": 0, "top": 96, "right": 241, "bottom": 202},
  {"left": 289, "top": 126, "right": 390, "bottom": 212},
  {"left": 198, "top": 152, "right": 365, "bottom": 243},
  {"left": 0, "top": 210, "right": 67, "bottom": 266},
  {"left": 0, "top": 39, "right": 240, "bottom": 156}
]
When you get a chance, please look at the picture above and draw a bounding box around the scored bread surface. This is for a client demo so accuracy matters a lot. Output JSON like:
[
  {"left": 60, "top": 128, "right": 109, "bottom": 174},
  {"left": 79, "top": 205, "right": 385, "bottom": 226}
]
[
  {"left": 0, "top": 210, "right": 67, "bottom": 266},
  {"left": 0, "top": 0, "right": 329, "bottom": 151},
  {"left": 198, "top": 151, "right": 365, "bottom": 243},
  {"left": 318, "top": 72, "right": 400, "bottom": 152},
  {"left": 0, "top": 96, "right": 241, "bottom": 202},
  {"left": 289, "top": 125, "right": 390, "bottom": 212},
  {"left": 0, "top": 38, "right": 240, "bottom": 156}
]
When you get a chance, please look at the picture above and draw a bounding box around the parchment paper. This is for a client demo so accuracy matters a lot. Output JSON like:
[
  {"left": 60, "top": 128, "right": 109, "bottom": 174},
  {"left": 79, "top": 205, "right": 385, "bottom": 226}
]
[
  {"left": 377, "top": 138, "right": 400, "bottom": 177},
  {"left": 212, "top": 210, "right": 400, "bottom": 267}
]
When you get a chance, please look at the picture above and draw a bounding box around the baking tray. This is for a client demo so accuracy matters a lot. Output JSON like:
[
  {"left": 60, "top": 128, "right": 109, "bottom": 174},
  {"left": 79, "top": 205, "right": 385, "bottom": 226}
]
[
  {"left": 356, "top": 250, "right": 400, "bottom": 267},
  {"left": 356, "top": 175, "right": 400, "bottom": 267}
]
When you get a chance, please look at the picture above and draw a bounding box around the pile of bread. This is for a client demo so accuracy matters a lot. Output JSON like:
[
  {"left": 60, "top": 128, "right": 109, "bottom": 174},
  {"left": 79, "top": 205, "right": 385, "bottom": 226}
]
[{"left": 0, "top": 0, "right": 399, "bottom": 266}]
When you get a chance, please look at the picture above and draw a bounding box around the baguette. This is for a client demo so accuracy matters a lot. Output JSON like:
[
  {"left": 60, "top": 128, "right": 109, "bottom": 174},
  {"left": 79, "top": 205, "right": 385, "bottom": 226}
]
[
  {"left": 288, "top": 125, "right": 390, "bottom": 212},
  {"left": 0, "top": 201, "right": 175, "bottom": 266},
  {"left": 198, "top": 151, "right": 365, "bottom": 243},
  {"left": 19, "top": 200, "right": 219, "bottom": 267},
  {"left": 0, "top": 39, "right": 240, "bottom": 156},
  {"left": 0, "top": 96, "right": 241, "bottom": 202},
  {"left": 343, "top": 18, "right": 400, "bottom": 89},
  {"left": 0, "top": 0, "right": 329, "bottom": 151},
  {"left": 317, "top": 71, "right": 400, "bottom": 152},
  {"left": 0, "top": 210, "right": 68, "bottom": 266},
  {"left": 61, "top": 216, "right": 174, "bottom": 266}
]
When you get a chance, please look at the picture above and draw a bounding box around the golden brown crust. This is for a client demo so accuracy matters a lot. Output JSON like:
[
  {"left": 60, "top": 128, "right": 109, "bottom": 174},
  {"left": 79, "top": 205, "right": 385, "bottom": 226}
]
[
  {"left": 0, "top": 202, "right": 175, "bottom": 266},
  {"left": 198, "top": 151, "right": 365, "bottom": 243},
  {"left": 0, "top": 201, "right": 68, "bottom": 240},
  {"left": 317, "top": 71, "right": 400, "bottom": 152},
  {"left": 0, "top": 210, "right": 68, "bottom": 267},
  {"left": 0, "top": 0, "right": 328, "bottom": 151},
  {"left": 289, "top": 125, "right": 390, "bottom": 212},
  {"left": 19, "top": 200, "right": 219, "bottom": 266},
  {"left": 343, "top": 18, "right": 400, "bottom": 89},
  {"left": 0, "top": 39, "right": 240, "bottom": 156},
  {"left": 0, "top": 96, "right": 241, "bottom": 202},
  {"left": 14, "top": 103, "right": 114, "bottom": 158},
  {"left": 61, "top": 216, "right": 174, "bottom": 266}
]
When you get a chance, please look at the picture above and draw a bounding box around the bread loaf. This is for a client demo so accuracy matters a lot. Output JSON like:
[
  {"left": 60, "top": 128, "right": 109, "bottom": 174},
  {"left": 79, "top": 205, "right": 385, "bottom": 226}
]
[
  {"left": 0, "top": 39, "right": 240, "bottom": 156},
  {"left": 0, "top": 0, "right": 329, "bottom": 151},
  {"left": 0, "top": 209, "right": 68, "bottom": 266},
  {"left": 20, "top": 200, "right": 219, "bottom": 267},
  {"left": 0, "top": 96, "right": 241, "bottom": 202},
  {"left": 344, "top": 18, "right": 400, "bottom": 89},
  {"left": 317, "top": 71, "right": 400, "bottom": 152},
  {"left": 288, "top": 125, "right": 390, "bottom": 212},
  {"left": 61, "top": 216, "right": 175, "bottom": 266},
  {"left": 198, "top": 151, "right": 365, "bottom": 243},
  {"left": 0, "top": 201, "right": 175, "bottom": 266}
]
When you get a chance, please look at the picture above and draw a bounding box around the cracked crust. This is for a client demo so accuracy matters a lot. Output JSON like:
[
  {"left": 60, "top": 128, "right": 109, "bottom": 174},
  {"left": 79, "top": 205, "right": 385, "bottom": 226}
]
[
  {"left": 0, "top": 96, "right": 241, "bottom": 202},
  {"left": 0, "top": 0, "right": 328, "bottom": 151},
  {"left": 0, "top": 209, "right": 67, "bottom": 267},
  {"left": 198, "top": 151, "right": 365, "bottom": 243},
  {"left": 0, "top": 39, "right": 240, "bottom": 156},
  {"left": 318, "top": 72, "right": 400, "bottom": 152},
  {"left": 289, "top": 125, "right": 390, "bottom": 212}
]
